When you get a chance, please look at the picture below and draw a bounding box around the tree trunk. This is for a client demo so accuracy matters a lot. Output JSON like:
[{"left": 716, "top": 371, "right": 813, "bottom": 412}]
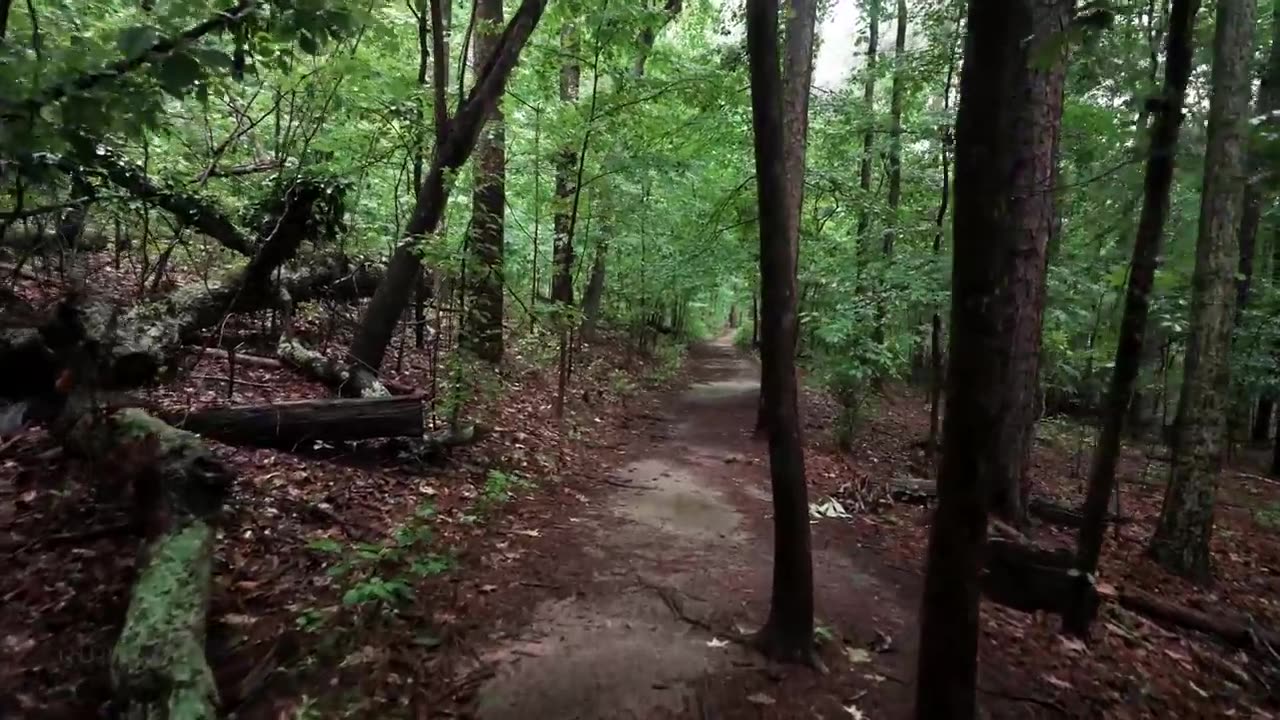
[
  {"left": 1235, "top": 0, "right": 1280, "bottom": 314},
  {"left": 744, "top": 0, "right": 816, "bottom": 666},
  {"left": 59, "top": 407, "right": 231, "bottom": 720},
  {"left": 167, "top": 395, "right": 425, "bottom": 448},
  {"left": 855, "top": 0, "right": 880, "bottom": 278},
  {"left": 1252, "top": 397, "right": 1273, "bottom": 442},
  {"left": 928, "top": 8, "right": 960, "bottom": 461},
  {"left": 346, "top": 0, "right": 548, "bottom": 387},
  {"left": 754, "top": 0, "right": 817, "bottom": 435},
  {"left": 882, "top": 0, "right": 907, "bottom": 257},
  {"left": 915, "top": 3, "right": 1071, "bottom": 717},
  {"left": 461, "top": 0, "right": 506, "bottom": 364},
  {"left": 1067, "top": 0, "right": 1200, "bottom": 635},
  {"left": 551, "top": 22, "right": 580, "bottom": 306},
  {"left": 581, "top": 240, "right": 607, "bottom": 341},
  {"left": 1150, "top": 0, "right": 1255, "bottom": 582}
]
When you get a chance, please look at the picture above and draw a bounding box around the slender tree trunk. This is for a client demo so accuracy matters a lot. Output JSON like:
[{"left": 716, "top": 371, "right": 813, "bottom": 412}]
[
  {"left": 411, "top": 0, "right": 431, "bottom": 350},
  {"left": 928, "top": 9, "right": 960, "bottom": 462},
  {"left": 1067, "top": 0, "right": 1200, "bottom": 634},
  {"left": 744, "top": 0, "right": 816, "bottom": 666},
  {"left": 915, "top": 3, "right": 1070, "bottom": 716},
  {"left": 1235, "top": 0, "right": 1280, "bottom": 315},
  {"left": 552, "top": 23, "right": 580, "bottom": 306},
  {"left": 855, "top": 0, "right": 880, "bottom": 280},
  {"left": 882, "top": 0, "right": 907, "bottom": 257},
  {"left": 581, "top": 239, "right": 607, "bottom": 340},
  {"left": 346, "top": 1, "right": 547, "bottom": 385},
  {"left": 461, "top": 0, "right": 506, "bottom": 364},
  {"left": 1150, "top": 0, "right": 1255, "bottom": 582},
  {"left": 755, "top": 0, "right": 817, "bottom": 434}
]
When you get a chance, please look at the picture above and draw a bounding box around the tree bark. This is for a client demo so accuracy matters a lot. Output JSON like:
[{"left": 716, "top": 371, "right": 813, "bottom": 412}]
[
  {"left": 915, "top": 3, "right": 1071, "bottom": 717},
  {"left": 855, "top": 0, "right": 880, "bottom": 275},
  {"left": 1150, "top": 0, "right": 1255, "bottom": 582},
  {"left": 882, "top": 0, "right": 907, "bottom": 257},
  {"left": 744, "top": 0, "right": 815, "bottom": 666},
  {"left": 551, "top": 22, "right": 580, "bottom": 306},
  {"left": 58, "top": 407, "right": 231, "bottom": 720},
  {"left": 167, "top": 395, "right": 425, "bottom": 448},
  {"left": 928, "top": 8, "right": 960, "bottom": 460},
  {"left": 1234, "top": 0, "right": 1280, "bottom": 314},
  {"left": 581, "top": 239, "right": 607, "bottom": 340},
  {"left": 461, "top": 0, "right": 506, "bottom": 364},
  {"left": 345, "top": 0, "right": 548, "bottom": 387},
  {"left": 1068, "top": 0, "right": 1200, "bottom": 635},
  {"left": 754, "top": 0, "right": 817, "bottom": 434}
]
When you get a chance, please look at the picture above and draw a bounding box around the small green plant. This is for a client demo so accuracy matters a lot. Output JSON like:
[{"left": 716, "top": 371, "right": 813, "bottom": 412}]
[
  {"left": 306, "top": 501, "right": 454, "bottom": 616},
  {"left": 609, "top": 369, "right": 637, "bottom": 396},
  {"left": 1255, "top": 503, "right": 1280, "bottom": 530},
  {"left": 479, "top": 468, "right": 529, "bottom": 510}
]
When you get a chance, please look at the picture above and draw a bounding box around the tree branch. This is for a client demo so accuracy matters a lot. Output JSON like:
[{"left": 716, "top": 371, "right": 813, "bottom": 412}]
[{"left": 4, "top": 0, "right": 255, "bottom": 117}]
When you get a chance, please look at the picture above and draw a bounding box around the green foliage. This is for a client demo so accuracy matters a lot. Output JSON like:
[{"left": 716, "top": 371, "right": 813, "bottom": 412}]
[
  {"left": 306, "top": 501, "right": 453, "bottom": 616},
  {"left": 479, "top": 468, "right": 529, "bottom": 511}
]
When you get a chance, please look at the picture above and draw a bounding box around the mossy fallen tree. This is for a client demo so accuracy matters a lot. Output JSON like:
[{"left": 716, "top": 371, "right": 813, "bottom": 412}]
[{"left": 59, "top": 406, "right": 231, "bottom": 720}]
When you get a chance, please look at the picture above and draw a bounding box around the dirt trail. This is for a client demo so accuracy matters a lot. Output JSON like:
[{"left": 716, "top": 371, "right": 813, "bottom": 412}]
[{"left": 469, "top": 336, "right": 920, "bottom": 719}]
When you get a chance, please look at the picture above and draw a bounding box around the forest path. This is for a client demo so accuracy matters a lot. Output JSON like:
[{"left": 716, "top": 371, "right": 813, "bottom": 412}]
[{"left": 468, "top": 335, "right": 919, "bottom": 719}]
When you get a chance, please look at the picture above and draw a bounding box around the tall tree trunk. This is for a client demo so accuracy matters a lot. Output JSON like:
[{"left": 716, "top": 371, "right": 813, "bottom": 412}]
[
  {"left": 1150, "top": 0, "right": 1255, "bottom": 582},
  {"left": 980, "top": 0, "right": 1071, "bottom": 527},
  {"left": 744, "top": 0, "right": 816, "bottom": 666},
  {"left": 882, "top": 0, "right": 908, "bottom": 257},
  {"left": 1239, "top": 0, "right": 1280, "bottom": 440},
  {"left": 345, "top": 0, "right": 547, "bottom": 387},
  {"left": 915, "top": 3, "right": 1071, "bottom": 716},
  {"left": 928, "top": 8, "right": 961, "bottom": 461},
  {"left": 755, "top": 0, "right": 817, "bottom": 434},
  {"left": 581, "top": 239, "right": 607, "bottom": 340},
  {"left": 1067, "top": 0, "right": 1200, "bottom": 634},
  {"left": 551, "top": 23, "right": 580, "bottom": 306},
  {"left": 461, "top": 0, "right": 506, "bottom": 364},
  {"left": 1234, "top": 0, "right": 1280, "bottom": 315},
  {"left": 855, "top": 0, "right": 880, "bottom": 279}
]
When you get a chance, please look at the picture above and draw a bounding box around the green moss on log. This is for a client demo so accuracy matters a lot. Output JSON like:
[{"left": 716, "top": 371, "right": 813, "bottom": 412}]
[{"left": 111, "top": 521, "right": 218, "bottom": 720}]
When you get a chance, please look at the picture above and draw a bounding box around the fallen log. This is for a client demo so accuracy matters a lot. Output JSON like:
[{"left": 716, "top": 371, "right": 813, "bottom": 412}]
[
  {"left": 283, "top": 257, "right": 386, "bottom": 303},
  {"left": 1118, "top": 589, "right": 1280, "bottom": 652},
  {"left": 277, "top": 337, "right": 392, "bottom": 398},
  {"left": 885, "top": 476, "right": 936, "bottom": 505},
  {"left": 981, "top": 530, "right": 1097, "bottom": 622},
  {"left": 165, "top": 395, "right": 426, "bottom": 448},
  {"left": 59, "top": 406, "right": 231, "bottom": 720},
  {"left": 880, "top": 478, "right": 1122, "bottom": 529},
  {"left": 185, "top": 346, "right": 283, "bottom": 370},
  {"left": 1026, "top": 497, "right": 1129, "bottom": 529}
]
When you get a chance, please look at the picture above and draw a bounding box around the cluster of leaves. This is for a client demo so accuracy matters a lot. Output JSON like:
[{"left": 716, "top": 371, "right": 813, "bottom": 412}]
[{"left": 305, "top": 500, "right": 453, "bottom": 618}]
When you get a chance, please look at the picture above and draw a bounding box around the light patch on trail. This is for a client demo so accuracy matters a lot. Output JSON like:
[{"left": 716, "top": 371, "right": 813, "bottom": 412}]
[{"left": 610, "top": 459, "right": 742, "bottom": 541}]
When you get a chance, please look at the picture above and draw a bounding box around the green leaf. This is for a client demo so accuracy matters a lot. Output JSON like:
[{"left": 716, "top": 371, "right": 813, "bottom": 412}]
[
  {"left": 116, "top": 25, "right": 160, "bottom": 56},
  {"left": 153, "top": 51, "right": 204, "bottom": 97}
]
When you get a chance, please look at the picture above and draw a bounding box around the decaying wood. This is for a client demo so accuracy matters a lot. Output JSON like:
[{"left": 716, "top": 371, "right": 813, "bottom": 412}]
[
  {"left": 276, "top": 337, "right": 404, "bottom": 397},
  {"left": 166, "top": 395, "right": 426, "bottom": 448},
  {"left": 58, "top": 406, "right": 231, "bottom": 720},
  {"left": 186, "top": 347, "right": 283, "bottom": 370},
  {"left": 1118, "top": 589, "right": 1280, "bottom": 652},
  {"left": 980, "top": 533, "right": 1097, "bottom": 623},
  {"left": 882, "top": 478, "right": 1122, "bottom": 528}
]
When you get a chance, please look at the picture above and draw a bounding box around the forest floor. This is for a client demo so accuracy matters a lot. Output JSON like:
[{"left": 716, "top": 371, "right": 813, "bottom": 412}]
[{"left": 3, "top": 283, "right": 1280, "bottom": 719}]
